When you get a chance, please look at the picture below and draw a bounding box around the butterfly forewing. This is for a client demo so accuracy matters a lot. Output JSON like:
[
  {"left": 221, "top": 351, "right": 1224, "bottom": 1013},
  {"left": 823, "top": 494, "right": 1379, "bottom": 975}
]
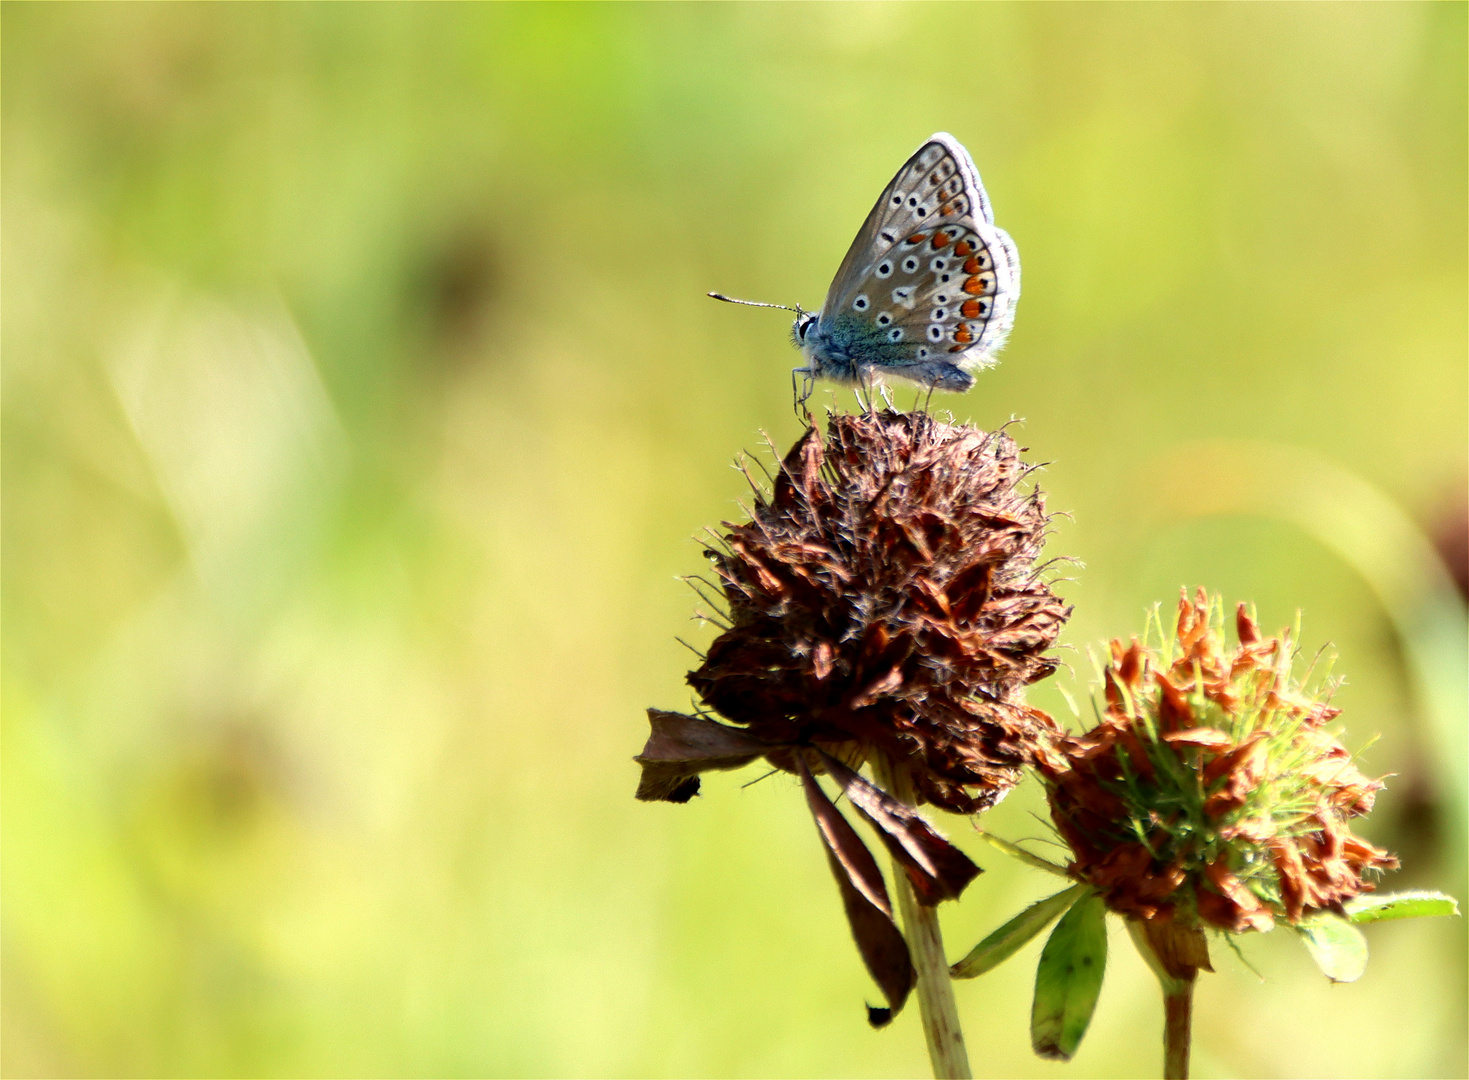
[{"left": 821, "top": 134, "right": 1017, "bottom": 373}]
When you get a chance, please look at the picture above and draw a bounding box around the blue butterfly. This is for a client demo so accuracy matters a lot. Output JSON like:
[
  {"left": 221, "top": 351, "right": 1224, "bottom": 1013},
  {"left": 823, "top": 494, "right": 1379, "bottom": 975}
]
[{"left": 714, "top": 133, "right": 1019, "bottom": 402}]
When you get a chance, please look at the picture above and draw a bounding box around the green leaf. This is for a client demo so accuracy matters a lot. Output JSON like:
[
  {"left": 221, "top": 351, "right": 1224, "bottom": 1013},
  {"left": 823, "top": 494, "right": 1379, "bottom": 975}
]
[
  {"left": 976, "top": 831, "right": 1071, "bottom": 877},
  {"left": 952, "top": 884, "right": 1089, "bottom": 979},
  {"left": 1031, "top": 892, "right": 1108, "bottom": 1061},
  {"left": 1343, "top": 890, "right": 1460, "bottom": 924},
  {"left": 1295, "top": 912, "right": 1368, "bottom": 983}
]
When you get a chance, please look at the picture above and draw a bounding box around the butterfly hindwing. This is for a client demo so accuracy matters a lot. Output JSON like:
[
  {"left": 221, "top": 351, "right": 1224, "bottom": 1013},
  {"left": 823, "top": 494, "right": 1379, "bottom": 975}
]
[{"left": 818, "top": 134, "right": 1018, "bottom": 381}]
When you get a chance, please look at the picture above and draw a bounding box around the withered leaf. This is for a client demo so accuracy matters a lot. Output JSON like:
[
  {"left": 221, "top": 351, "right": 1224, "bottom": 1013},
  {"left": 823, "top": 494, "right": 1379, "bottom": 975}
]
[
  {"left": 634, "top": 709, "right": 768, "bottom": 802},
  {"left": 818, "top": 751, "right": 981, "bottom": 906},
  {"left": 797, "top": 757, "right": 915, "bottom": 1022}
]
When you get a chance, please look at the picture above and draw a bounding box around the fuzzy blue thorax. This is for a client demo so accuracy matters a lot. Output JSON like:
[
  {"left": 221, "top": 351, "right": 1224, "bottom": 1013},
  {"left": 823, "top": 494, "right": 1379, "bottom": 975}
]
[{"left": 795, "top": 310, "right": 975, "bottom": 391}]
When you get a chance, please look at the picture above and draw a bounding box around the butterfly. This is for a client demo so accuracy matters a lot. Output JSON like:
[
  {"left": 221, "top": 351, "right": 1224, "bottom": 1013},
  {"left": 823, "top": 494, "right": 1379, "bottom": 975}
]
[{"left": 713, "top": 133, "right": 1019, "bottom": 403}]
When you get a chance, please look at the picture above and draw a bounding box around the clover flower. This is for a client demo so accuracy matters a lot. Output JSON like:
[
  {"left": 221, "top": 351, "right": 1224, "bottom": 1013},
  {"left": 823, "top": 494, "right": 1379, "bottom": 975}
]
[
  {"left": 949, "top": 589, "right": 1450, "bottom": 1076},
  {"left": 1035, "top": 588, "right": 1397, "bottom": 936},
  {"left": 636, "top": 409, "right": 1069, "bottom": 1028}
]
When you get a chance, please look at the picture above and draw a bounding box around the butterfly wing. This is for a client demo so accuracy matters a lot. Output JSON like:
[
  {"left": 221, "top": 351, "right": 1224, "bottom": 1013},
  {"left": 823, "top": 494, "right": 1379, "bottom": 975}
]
[{"left": 818, "top": 133, "right": 1019, "bottom": 385}]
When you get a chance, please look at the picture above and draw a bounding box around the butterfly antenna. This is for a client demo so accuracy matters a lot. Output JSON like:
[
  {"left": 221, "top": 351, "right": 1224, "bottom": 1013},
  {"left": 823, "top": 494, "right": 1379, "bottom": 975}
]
[{"left": 708, "top": 292, "right": 803, "bottom": 314}]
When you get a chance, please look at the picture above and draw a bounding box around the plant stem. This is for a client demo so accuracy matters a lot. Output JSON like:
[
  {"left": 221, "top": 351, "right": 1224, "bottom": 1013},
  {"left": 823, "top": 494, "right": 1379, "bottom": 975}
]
[
  {"left": 1126, "top": 919, "right": 1201, "bottom": 1080},
  {"left": 1162, "top": 977, "right": 1194, "bottom": 1080},
  {"left": 871, "top": 753, "right": 972, "bottom": 1080}
]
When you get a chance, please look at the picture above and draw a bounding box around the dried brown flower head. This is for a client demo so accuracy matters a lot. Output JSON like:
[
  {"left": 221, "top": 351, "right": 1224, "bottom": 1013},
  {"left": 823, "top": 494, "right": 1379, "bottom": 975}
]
[
  {"left": 1036, "top": 588, "right": 1398, "bottom": 936},
  {"left": 636, "top": 409, "right": 1070, "bottom": 1019},
  {"left": 684, "top": 409, "right": 1068, "bottom": 810}
]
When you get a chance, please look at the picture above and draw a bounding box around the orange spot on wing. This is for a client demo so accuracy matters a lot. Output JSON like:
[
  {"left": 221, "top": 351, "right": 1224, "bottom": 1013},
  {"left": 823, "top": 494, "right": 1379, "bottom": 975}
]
[
  {"left": 907, "top": 233, "right": 929, "bottom": 245},
  {"left": 961, "top": 299, "right": 981, "bottom": 318},
  {"left": 963, "top": 256, "right": 981, "bottom": 274},
  {"left": 954, "top": 325, "right": 973, "bottom": 344},
  {"left": 931, "top": 232, "right": 952, "bottom": 249},
  {"left": 962, "top": 276, "right": 985, "bottom": 295},
  {"left": 940, "top": 203, "right": 954, "bottom": 216},
  {"left": 948, "top": 344, "right": 966, "bottom": 353},
  {"left": 953, "top": 241, "right": 973, "bottom": 257}
]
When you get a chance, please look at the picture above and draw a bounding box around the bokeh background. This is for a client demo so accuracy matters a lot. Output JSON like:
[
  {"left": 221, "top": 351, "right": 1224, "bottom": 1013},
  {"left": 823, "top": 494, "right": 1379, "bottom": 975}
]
[{"left": 4, "top": 3, "right": 1465, "bottom": 1078}]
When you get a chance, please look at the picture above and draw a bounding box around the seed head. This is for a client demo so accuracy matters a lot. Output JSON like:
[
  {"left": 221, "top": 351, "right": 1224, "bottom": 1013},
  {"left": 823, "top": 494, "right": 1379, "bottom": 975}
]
[
  {"left": 1036, "top": 588, "right": 1398, "bottom": 933},
  {"left": 636, "top": 410, "right": 1072, "bottom": 1021},
  {"left": 689, "top": 410, "right": 1070, "bottom": 811}
]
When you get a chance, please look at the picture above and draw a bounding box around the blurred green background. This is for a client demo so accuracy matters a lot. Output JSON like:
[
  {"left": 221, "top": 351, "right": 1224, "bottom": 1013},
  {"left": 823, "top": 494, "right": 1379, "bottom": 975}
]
[{"left": 4, "top": 3, "right": 1465, "bottom": 1077}]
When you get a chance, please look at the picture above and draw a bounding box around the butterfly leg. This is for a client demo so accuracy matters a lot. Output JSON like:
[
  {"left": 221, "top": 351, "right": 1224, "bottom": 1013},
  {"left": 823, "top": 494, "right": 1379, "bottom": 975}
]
[
  {"left": 791, "top": 367, "right": 816, "bottom": 414},
  {"left": 878, "top": 382, "right": 896, "bottom": 411},
  {"left": 923, "top": 383, "right": 936, "bottom": 412}
]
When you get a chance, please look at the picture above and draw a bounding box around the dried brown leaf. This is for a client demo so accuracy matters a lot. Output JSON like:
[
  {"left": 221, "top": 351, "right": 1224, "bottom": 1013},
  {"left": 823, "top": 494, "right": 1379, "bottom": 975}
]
[
  {"left": 634, "top": 710, "right": 769, "bottom": 802},
  {"left": 797, "top": 757, "right": 915, "bottom": 1020}
]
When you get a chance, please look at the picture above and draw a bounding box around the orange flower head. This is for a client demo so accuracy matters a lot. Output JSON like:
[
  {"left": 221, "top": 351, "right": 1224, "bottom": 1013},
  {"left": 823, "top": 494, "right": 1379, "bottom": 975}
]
[{"left": 1035, "top": 589, "right": 1397, "bottom": 933}]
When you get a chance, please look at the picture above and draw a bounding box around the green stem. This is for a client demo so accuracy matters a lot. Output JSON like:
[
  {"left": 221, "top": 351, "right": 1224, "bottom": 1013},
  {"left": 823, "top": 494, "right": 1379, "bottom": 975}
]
[
  {"left": 871, "top": 753, "right": 972, "bottom": 1080},
  {"left": 1162, "top": 977, "right": 1194, "bottom": 1080},
  {"left": 1126, "top": 919, "right": 1201, "bottom": 1080}
]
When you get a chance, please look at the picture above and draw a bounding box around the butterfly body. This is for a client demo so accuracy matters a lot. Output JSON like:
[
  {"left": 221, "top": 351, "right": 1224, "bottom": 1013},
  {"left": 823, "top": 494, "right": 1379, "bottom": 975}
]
[{"left": 792, "top": 133, "right": 1019, "bottom": 395}]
